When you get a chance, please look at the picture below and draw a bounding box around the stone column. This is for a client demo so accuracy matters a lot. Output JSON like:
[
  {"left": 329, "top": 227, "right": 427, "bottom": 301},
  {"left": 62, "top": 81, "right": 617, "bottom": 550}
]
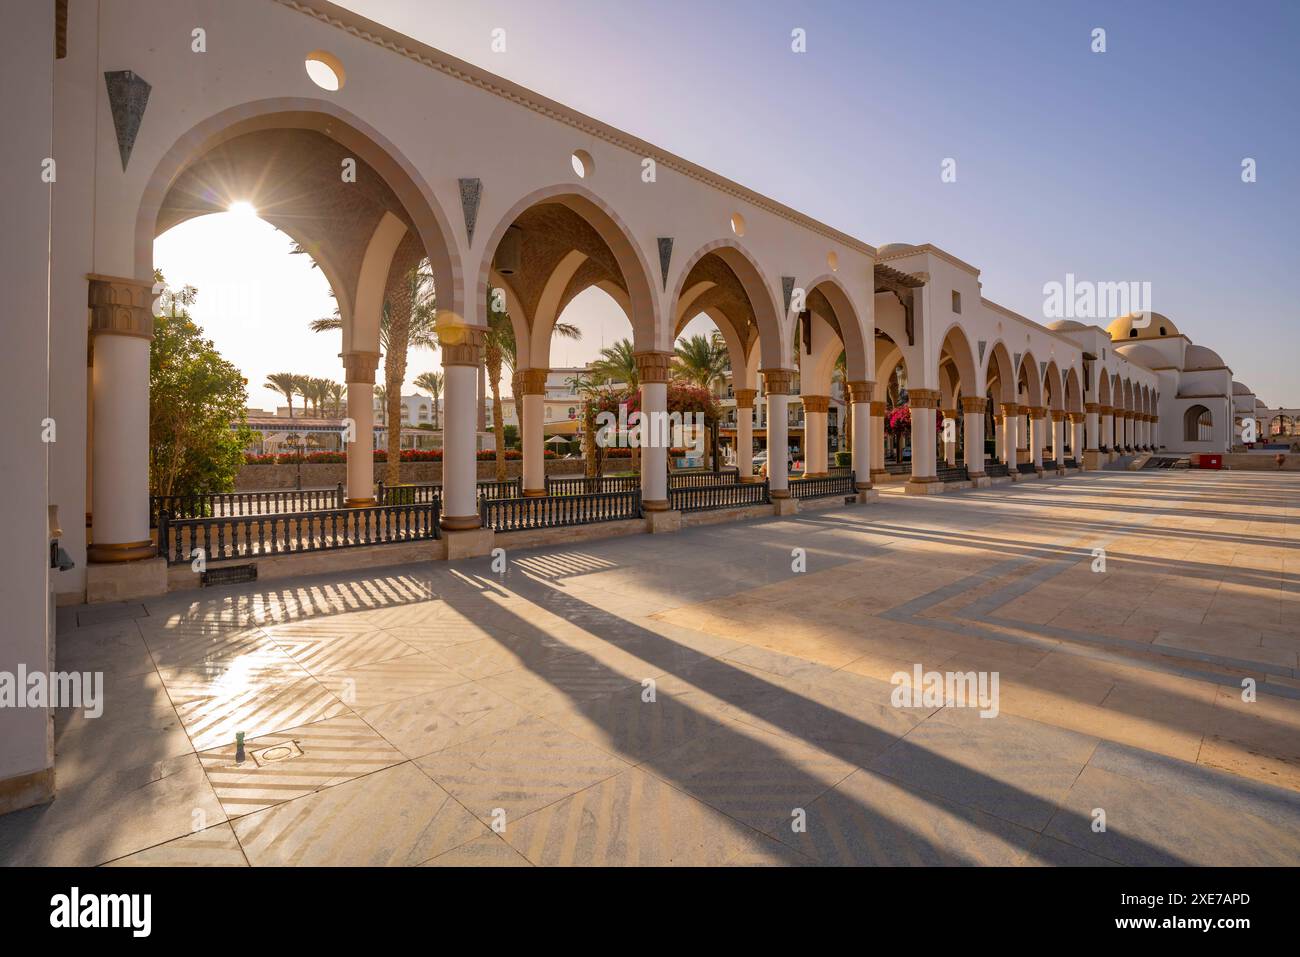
[
  {"left": 994, "top": 413, "right": 1005, "bottom": 464},
  {"left": 1084, "top": 402, "right": 1100, "bottom": 452},
  {"left": 87, "top": 275, "right": 154, "bottom": 562},
  {"left": 762, "top": 368, "right": 794, "bottom": 497},
  {"left": 1151, "top": 415, "right": 1160, "bottom": 450},
  {"left": 342, "top": 350, "right": 380, "bottom": 505},
  {"left": 636, "top": 351, "right": 673, "bottom": 510},
  {"left": 1099, "top": 405, "right": 1113, "bottom": 454},
  {"left": 1122, "top": 412, "right": 1132, "bottom": 451},
  {"left": 1069, "top": 412, "right": 1086, "bottom": 466},
  {"left": 1001, "top": 403, "right": 1020, "bottom": 473},
  {"left": 734, "top": 388, "right": 756, "bottom": 482},
  {"left": 906, "top": 388, "right": 940, "bottom": 493},
  {"left": 961, "top": 396, "right": 986, "bottom": 480},
  {"left": 870, "top": 400, "right": 888, "bottom": 483},
  {"left": 802, "top": 394, "right": 830, "bottom": 477},
  {"left": 1051, "top": 409, "right": 1066, "bottom": 466},
  {"left": 941, "top": 408, "right": 959, "bottom": 467},
  {"left": 517, "top": 368, "right": 549, "bottom": 496},
  {"left": 1029, "top": 406, "right": 1046, "bottom": 470},
  {"left": 441, "top": 328, "right": 486, "bottom": 529},
  {"left": 847, "top": 381, "right": 873, "bottom": 490}
]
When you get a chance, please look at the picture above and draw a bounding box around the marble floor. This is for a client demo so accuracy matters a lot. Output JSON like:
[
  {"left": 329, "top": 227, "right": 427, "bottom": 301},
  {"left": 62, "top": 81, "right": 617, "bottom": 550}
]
[{"left": 4, "top": 469, "right": 1298, "bottom": 866}]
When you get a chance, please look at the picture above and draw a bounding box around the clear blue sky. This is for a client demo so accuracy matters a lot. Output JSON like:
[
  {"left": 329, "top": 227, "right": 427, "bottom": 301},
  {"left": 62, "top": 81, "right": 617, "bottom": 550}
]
[{"left": 161, "top": 0, "right": 1299, "bottom": 409}]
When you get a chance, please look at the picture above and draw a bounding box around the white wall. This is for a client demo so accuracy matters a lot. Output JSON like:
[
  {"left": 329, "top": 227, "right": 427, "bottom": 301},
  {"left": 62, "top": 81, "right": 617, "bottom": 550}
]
[{"left": 0, "top": 0, "right": 55, "bottom": 804}]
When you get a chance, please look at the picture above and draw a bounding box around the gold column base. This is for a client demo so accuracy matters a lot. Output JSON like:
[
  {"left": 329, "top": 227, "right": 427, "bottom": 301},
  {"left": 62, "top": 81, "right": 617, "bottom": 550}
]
[
  {"left": 440, "top": 514, "right": 482, "bottom": 531},
  {"left": 854, "top": 481, "right": 873, "bottom": 491},
  {"left": 344, "top": 497, "right": 376, "bottom": 508},
  {"left": 87, "top": 540, "right": 155, "bottom": 563},
  {"left": 642, "top": 499, "right": 670, "bottom": 512},
  {"left": 522, "top": 488, "right": 547, "bottom": 497},
  {"left": 907, "top": 475, "right": 941, "bottom": 485},
  {"left": 770, "top": 489, "right": 791, "bottom": 499}
]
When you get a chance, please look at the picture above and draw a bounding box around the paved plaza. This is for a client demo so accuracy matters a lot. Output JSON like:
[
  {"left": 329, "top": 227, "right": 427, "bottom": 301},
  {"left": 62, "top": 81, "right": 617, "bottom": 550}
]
[{"left": 4, "top": 470, "right": 1298, "bottom": 866}]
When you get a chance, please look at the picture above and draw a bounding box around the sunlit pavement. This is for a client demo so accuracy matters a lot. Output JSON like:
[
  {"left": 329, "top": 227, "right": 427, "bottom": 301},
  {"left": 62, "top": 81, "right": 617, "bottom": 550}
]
[{"left": 3, "top": 470, "right": 1298, "bottom": 866}]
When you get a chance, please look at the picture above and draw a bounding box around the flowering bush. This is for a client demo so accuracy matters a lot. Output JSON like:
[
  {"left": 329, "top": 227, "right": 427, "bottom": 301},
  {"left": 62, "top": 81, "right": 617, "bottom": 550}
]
[{"left": 244, "top": 453, "right": 277, "bottom": 464}]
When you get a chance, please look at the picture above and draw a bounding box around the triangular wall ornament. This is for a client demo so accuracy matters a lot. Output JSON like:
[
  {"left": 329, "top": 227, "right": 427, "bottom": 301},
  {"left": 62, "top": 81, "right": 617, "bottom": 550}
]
[
  {"left": 977, "top": 340, "right": 987, "bottom": 363},
  {"left": 1013, "top": 352, "right": 1022, "bottom": 372},
  {"left": 657, "top": 238, "right": 673, "bottom": 290},
  {"left": 782, "top": 276, "right": 796, "bottom": 314},
  {"left": 104, "top": 71, "right": 151, "bottom": 171},
  {"left": 458, "top": 178, "right": 482, "bottom": 246},
  {"left": 1040, "top": 360, "right": 1048, "bottom": 379}
]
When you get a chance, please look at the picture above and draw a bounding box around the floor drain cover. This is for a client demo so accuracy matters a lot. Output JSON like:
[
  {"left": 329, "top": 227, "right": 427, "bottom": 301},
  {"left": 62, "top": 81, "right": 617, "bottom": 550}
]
[{"left": 251, "top": 740, "right": 303, "bottom": 767}]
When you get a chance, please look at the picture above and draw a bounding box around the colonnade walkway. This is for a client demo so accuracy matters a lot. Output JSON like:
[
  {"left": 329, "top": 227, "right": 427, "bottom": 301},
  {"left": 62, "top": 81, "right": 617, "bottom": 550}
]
[{"left": 4, "top": 471, "right": 1298, "bottom": 865}]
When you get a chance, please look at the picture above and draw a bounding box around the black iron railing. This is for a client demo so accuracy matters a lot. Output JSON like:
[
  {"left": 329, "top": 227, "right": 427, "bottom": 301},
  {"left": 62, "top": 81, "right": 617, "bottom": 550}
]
[
  {"left": 481, "top": 489, "right": 642, "bottom": 531},
  {"left": 1017, "top": 462, "right": 1040, "bottom": 474},
  {"left": 668, "top": 469, "right": 740, "bottom": 489},
  {"left": 544, "top": 474, "right": 641, "bottom": 496},
  {"left": 158, "top": 500, "right": 440, "bottom": 566},
  {"left": 670, "top": 480, "right": 770, "bottom": 512},
  {"left": 150, "top": 486, "right": 345, "bottom": 528},
  {"left": 1041, "top": 458, "right": 1058, "bottom": 470},
  {"left": 1064, "top": 457, "right": 1079, "bottom": 468},
  {"left": 985, "top": 462, "right": 1010, "bottom": 478},
  {"left": 376, "top": 478, "right": 520, "bottom": 505},
  {"left": 790, "top": 472, "right": 856, "bottom": 499},
  {"left": 937, "top": 465, "right": 970, "bottom": 483}
]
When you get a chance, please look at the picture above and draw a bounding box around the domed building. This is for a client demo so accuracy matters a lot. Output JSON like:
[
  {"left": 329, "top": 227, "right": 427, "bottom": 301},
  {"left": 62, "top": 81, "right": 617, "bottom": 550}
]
[{"left": 1106, "top": 312, "right": 1234, "bottom": 453}]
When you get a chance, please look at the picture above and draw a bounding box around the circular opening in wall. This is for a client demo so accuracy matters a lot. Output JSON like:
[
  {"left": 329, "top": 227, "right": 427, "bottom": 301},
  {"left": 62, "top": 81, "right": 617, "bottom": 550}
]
[
  {"left": 571, "top": 149, "right": 594, "bottom": 179},
  {"left": 305, "top": 50, "right": 346, "bottom": 91},
  {"left": 827, "top": 251, "right": 839, "bottom": 271},
  {"left": 730, "top": 213, "right": 747, "bottom": 237}
]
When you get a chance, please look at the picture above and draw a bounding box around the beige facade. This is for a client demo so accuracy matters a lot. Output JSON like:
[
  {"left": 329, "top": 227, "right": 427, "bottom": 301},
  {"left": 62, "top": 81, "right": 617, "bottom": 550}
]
[{"left": 1, "top": 0, "right": 1291, "bottom": 810}]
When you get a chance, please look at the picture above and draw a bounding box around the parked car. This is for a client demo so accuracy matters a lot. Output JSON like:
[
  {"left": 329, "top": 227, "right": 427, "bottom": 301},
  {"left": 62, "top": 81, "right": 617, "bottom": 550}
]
[{"left": 752, "top": 450, "right": 796, "bottom": 476}]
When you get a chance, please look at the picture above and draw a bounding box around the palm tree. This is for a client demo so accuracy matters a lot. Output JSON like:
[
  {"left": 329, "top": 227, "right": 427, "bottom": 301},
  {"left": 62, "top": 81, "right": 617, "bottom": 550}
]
[
  {"left": 673, "top": 332, "right": 730, "bottom": 388},
  {"left": 309, "top": 261, "right": 438, "bottom": 487},
  {"left": 832, "top": 350, "right": 848, "bottom": 455},
  {"left": 327, "top": 381, "right": 346, "bottom": 417},
  {"left": 373, "top": 384, "right": 387, "bottom": 426},
  {"left": 265, "top": 373, "right": 299, "bottom": 418},
  {"left": 590, "top": 339, "right": 639, "bottom": 389},
  {"left": 499, "top": 319, "right": 581, "bottom": 459},
  {"left": 413, "top": 371, "right": 443, "bottom": 431},
  {"left": 673, "top": 333, "right": 730, "bottom": 468}
]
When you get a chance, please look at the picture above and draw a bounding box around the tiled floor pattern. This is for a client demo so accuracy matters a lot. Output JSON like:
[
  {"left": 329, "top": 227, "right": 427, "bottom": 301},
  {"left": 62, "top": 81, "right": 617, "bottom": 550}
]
[{"left": 3, "top": 470, "right": 1298, "bottom": 866}]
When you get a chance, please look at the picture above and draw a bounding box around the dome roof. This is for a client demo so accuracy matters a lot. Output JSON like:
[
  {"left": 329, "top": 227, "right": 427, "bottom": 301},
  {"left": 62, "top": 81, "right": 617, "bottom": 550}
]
[
  {"left": 1046, "top": 319, "right": 1089, "bottom": 332},
  {"left": 876, "top": 243, "right": 917, "bottom": 257},
  {"left": 1115, "top": 343, "right": 1166, "bottom": 370},
  {"left": 1232, "top": 381, "right": 1252, "bottom": 395},
  {"left": 1106, "top": 312, "right": 1179, "bottom": 341},
  {"left": 1184, "top": 343, "right": 1227, "bottom": 371}
]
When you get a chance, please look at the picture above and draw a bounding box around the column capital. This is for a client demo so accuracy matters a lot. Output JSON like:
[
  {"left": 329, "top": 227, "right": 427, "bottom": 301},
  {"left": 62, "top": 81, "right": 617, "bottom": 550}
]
[
  {"left": 633, "top": 350, "right": 674, "bottom": 384},
  {"left": 1024, "top": 405, "right": 1047, "bottom": 419},
  {"left": 845, "top": 380, "right": 874, "bottom": 404},
  {"left": 88, "top": 274, "right": 154, "bottom": 340},
  {"left": 907, "top": 388, "right": 940, "bottom": 409},
  {"left": 869, "top": 400, "right": 887, "bottom": 417},
  {"left": 1051, "top": 409, "right": 1066, "bottom": 422},
  {"left": 517, "top": 368, "right": 549, "bottom": 395},
  {"left": 761, "top": 368, "right": 796, "bottom": 395},
  {"left": 441, "top": 326, "right": 487, "bottom": 367},
  {"left": 1085, "top": 402, "right": 1101, "bottom": 414},
  {"left": 341, "top": 350, "right": 381, "bottom": 383},
  {"left": 1000, "top": 402, "right": 1020, "bottom": 417},
  {"left": 1099, "top": 405, "right": 1114, "bottom": 415},
  {"left": 1068, "top": 411, "right": 1086, "bottom": 424},
  {"left": 801, "top": 394, "right": 830, "bottom": 414},
  {"left": 733, "top": 388, "right": 757, "bottom": 409},
  {"left": 960, "top": 396, "right": 987, "bottom": 413}
]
